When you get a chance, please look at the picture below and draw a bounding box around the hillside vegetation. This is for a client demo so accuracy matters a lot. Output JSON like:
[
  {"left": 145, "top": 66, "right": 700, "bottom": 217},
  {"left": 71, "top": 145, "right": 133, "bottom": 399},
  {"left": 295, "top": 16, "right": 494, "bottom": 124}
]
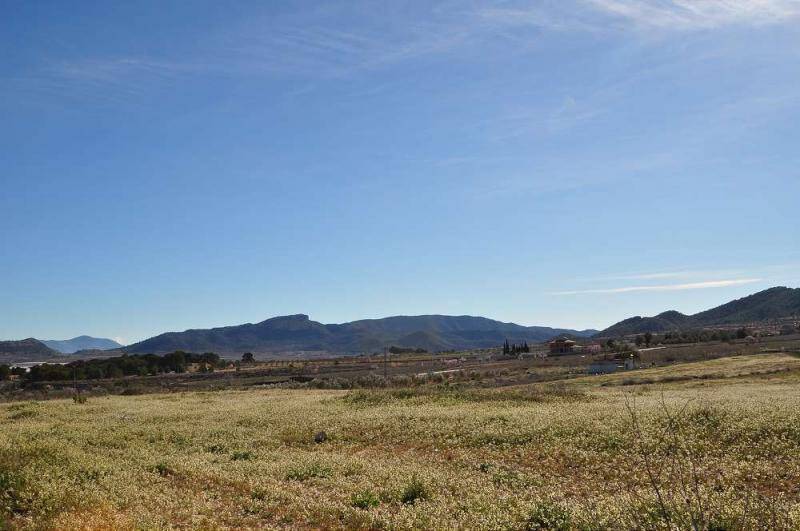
[
  {"left": 2, "top": 353, "right": 800, "bottom": 529},
  {"left": 600, "top": 286, "right": 800, "bottom": 336}
]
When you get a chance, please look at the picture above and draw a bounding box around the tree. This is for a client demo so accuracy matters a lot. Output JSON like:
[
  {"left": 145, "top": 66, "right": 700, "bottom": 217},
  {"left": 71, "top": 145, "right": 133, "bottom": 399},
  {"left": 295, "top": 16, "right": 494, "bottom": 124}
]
[
  {"left": 163, "top": 351, "right": 187, "bottom": 373},
  {"left": 201, "top": 352, "right": 221, "bottom": 366},
  {"left": 0, "top": 364, "right": 10, "bottom": 380},
  {"left": 635, "top": 335, "right": 644, "bottom": 347},
  {"left": 736, "top": 327, "right": 749, "bottom": 339},
  {"left": 644, "top": 332, "right": 653, "bottom": 347},
  {"left": 503, "top": 340, "right": 510, "bottom": 355},
  {"left": 242, "top": 352, "right": 255, "bottom": 363}
]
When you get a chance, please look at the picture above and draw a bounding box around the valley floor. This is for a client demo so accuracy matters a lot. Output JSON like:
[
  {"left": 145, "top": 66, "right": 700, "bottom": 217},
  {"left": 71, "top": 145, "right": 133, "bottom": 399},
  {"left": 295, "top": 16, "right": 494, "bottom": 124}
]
[{"left": 2, "top": 353, "right": 800, "bottom": 529}]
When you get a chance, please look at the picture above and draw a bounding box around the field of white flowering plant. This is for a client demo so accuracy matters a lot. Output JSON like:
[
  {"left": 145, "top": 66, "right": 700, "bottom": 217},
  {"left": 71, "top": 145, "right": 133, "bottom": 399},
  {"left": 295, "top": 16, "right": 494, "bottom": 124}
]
[{"left": 2, "top": 353, "right": 800, "bottom": 529}]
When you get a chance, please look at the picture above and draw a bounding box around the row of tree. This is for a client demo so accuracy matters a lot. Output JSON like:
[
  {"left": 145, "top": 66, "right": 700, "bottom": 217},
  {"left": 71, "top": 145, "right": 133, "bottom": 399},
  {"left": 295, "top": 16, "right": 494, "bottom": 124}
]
[
  {"left": 627, "top": 325, "right": 791, "bottom": 347},
  {"left": 502, "top": 339, "right": 530, "bottom": 355},
  {"left": 649, "top": 328, "right": 751, "bottom": 345},
  {"left": 0, "top": 351, "right": 225, "bottom": 383}
]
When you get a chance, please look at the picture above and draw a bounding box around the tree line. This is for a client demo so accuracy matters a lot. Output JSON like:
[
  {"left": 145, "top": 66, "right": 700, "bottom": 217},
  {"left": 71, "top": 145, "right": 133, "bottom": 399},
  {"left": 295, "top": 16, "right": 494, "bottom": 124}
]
[
  {"left": 0, "top": 351, "right": 225, "bottom": 383},
  {"left": 633, "top": 328, "right": 754, "bottom": 347},
  {"left": 502, "top": 339, "right": 530, "bottom": 355}
]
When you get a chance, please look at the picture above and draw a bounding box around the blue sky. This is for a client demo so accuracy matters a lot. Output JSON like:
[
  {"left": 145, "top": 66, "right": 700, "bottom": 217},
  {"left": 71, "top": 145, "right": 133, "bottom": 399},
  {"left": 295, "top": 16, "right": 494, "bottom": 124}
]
[{"left": 2, "top": 1, "right": 799, "bottom": 344}]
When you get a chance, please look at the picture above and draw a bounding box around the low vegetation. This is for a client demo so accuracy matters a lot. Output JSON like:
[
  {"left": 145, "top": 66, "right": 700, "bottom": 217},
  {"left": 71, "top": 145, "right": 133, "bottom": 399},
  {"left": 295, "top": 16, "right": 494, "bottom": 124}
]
[
  {"left": 1, "top": 353, "right": 800, "bottom": 528},
  {"left": 10, "top": 352, "right": 224, "bottom": 383}
]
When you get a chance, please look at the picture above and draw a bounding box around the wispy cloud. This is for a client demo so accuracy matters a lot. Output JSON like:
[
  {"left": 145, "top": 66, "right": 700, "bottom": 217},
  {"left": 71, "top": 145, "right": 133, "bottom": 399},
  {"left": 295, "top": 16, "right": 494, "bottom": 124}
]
[
  {"left": 477, "top": 0, "right": 800, "bottom": 35},
  {"left": 586, "top": 269, "right": 747, "bottom": 281},
  {"left": 587, "top": 0, "right": 800, "bottom": 30},
  {"left": 614, "top": 271, "right": 702, "bottom": 280},
  {"left": 9, "top": 1, "right": 800, "bottom": 105},
  {"left": 9, "top": 57, "right": 194, "bottom": 104},
  {"left": 554, "top": 278, "right": 762, "bottom": 295}
]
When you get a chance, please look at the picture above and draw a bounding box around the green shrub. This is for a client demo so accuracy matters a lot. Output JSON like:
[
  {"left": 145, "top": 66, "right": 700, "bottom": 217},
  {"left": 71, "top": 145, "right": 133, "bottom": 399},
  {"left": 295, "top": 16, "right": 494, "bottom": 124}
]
[
  {"left": 285, "top": 463, "right": 331, "bottom": 481},
  {"left": 0, "top": 469, "right": 28, "bottom": 516},
  {"left": 231, "top": 451, "right": 253, "bottom": 461},
  {"left": 525, "top": 501, "right": 571, "bottom": 530},
  {"left": 351, "top": 490, "right": 380, "bottom": 509},
  {"left": 72, "top": 394, "right": 88, "bottom": 404},
  {"left": 401, "top": 476, "right": 429, "bottom": 505},
  {"left": 206, "top": 444, "right": 226, "bottom": 454}
]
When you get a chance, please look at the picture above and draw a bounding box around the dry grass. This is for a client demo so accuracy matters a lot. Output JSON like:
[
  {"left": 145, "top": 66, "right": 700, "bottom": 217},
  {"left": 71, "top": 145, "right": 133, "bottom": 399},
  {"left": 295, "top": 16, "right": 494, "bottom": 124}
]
[{"left": 2, "top": 353, "right": 800, "bottom": 529}]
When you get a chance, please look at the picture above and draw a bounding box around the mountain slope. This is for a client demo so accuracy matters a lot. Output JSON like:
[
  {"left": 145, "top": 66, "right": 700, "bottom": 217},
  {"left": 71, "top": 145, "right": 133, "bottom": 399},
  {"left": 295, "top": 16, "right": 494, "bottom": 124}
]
[
  {"left": 599, "top": 287, "right": 800, "bottom": 337},
  {"left": 690, "top": 287, "right": 800, "bottom": 326},
  {"left": 598, "top": 311, "right": 691, "bottom": 336},
  {"left": 42, "top": 336, "right": 123, "bottom": 354},
  {"left": 125, "top": 314, "right": 597, "bottom": 355},
  {"left": 0, "top": 339, "right": 64, "bottom": 364}
]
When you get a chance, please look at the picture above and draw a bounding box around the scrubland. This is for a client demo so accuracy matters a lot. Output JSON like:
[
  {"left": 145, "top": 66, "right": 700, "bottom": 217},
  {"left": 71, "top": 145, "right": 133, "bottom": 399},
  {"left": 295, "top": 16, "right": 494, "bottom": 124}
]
[{"left": 2, "top": 353, "right": 800, "bottom": 529}]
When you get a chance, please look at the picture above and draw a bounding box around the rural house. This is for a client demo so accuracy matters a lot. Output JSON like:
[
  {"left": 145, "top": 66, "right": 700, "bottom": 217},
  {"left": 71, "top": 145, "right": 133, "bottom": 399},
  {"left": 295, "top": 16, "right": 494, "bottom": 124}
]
[{"left": 549, "top": 338, "right": 576, "bottom": 354}]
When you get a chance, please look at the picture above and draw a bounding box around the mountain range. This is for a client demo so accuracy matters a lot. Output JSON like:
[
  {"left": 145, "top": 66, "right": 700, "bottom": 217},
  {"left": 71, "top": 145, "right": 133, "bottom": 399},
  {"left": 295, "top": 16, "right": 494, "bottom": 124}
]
[
  {"left": 598, "top": 286, "right": 800, "bottom": 337},
  {"left": 124, "top": 315, "right": 598, "bottom": 355},
  {"left": 3, "top": 287, "right": 799, "bottom": 363},
  {"left": 42, "top": 336, "right": 123, "bottom": 354}
]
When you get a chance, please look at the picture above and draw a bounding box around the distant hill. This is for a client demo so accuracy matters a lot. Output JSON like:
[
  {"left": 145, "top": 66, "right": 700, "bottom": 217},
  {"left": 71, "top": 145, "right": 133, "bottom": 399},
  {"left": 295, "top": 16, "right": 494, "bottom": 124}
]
[
  {"left": 0, "top": 339, "right": 64, "bottom": 364},
  {"left": 599, "top": 287, "right": 800, "bottom": 337},
  {"left": 42, "top": 336, "right": 123, "bottom": 354},
  {"left": 125, "top": 314, "right": 598, "bottom": 355}
]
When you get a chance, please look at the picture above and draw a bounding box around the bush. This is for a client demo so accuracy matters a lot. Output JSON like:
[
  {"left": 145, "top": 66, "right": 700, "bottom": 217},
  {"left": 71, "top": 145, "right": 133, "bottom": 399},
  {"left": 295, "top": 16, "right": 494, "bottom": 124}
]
[
  {"left": 351, "top": 490, "right": 380, "bottom": 509},
  {"left": 401, "top": 476, "right": 429, "bottom": 505},
  {"left": 72, "top": 393, "right": 88, "bottom": 404},
  {"left": 525, "top": 501, "right": 571, "bottom": 530},
  {"left": 206, "top": 444, "right": 226, "bottom": 454},
  {"left": 0, "top": 469, "right": 28, "bottom": 516},
  {"left": 285, "top": 463, "right": 332, "bottom": 481},
  {"left": 231, "top": 451, "right": 253, "bottom": 461}
]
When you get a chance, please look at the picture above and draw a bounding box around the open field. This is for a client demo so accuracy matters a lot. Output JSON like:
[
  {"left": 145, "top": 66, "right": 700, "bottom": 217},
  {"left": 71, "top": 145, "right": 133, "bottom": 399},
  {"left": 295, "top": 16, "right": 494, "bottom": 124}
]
[{"left": 3, "top": 352, "right": 800, "bottom": 529}]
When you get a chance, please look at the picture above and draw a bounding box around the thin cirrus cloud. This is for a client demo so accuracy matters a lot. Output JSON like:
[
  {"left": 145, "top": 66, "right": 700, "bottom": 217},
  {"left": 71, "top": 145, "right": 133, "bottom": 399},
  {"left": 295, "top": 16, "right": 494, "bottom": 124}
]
[
  {"left": 9, "top": 1, "right": 800, "bottom": 103},
  {"left": 585, "top": 0, "right": 800, "bottom": 30},
  {"left": 554, "top": 278, "right": 763, "bottom": 295},
  {"left": 479, "top": 0, "right": 800, "bottom": 33},
  {"left": 575, "top": 268, "right": 747, "bottom": 282}
]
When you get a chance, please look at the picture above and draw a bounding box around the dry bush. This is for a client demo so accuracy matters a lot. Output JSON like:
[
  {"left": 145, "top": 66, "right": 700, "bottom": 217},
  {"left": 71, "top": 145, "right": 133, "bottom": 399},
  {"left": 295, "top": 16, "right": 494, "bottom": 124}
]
[{"left": 623, "top": 395, "right": 788, "bottom": 529}]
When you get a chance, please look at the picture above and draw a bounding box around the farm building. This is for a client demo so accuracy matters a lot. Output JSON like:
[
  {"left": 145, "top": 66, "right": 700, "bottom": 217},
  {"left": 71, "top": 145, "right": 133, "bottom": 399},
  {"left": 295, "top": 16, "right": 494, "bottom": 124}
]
[
  {"left": 588, "top": 361, "right": 619, "bottom": 375},
  {"left": 549, "top": 338, "right": 576, "bottom": 354},
  {"left": 588, "top": 354, "right": 638, "bottom": 375}
]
